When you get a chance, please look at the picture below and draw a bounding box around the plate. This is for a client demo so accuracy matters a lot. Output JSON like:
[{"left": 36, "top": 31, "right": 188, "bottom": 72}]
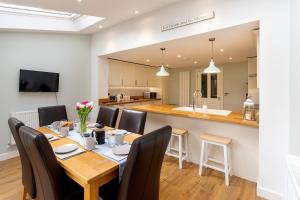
[
  {"left": 53, "top": 144, "right": 78, "bottom": 154},
  {"left": 45, "top": 134, "right": 54, "bottom": 140},
  {"left": 112, "top": 144, "right": 131, "bottom": 155},
  {"left": 87, "top": 123, "right": 97, "bottom": 128}
]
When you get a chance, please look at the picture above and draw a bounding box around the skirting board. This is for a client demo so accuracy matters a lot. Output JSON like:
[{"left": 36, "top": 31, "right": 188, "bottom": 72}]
[
  {"left": 0, "top": 150, "right": 19, "bottom": 161},
  {"left": 257, "top": 182, "right": 283, "bottom": 200}
]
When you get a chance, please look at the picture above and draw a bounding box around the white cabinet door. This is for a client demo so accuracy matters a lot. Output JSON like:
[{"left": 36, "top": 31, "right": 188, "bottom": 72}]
[
  {"left": 135, "top": 66, "right": 148, "bottom": 87},
  {"left": 148, "top": 67, "right": 161, "bottom": 87},
  {"left": 122, "top": 64, "right": 135, "bottom": 87},
  {"left": 109, "top": 62, "right": 123, "bottom": 86}
]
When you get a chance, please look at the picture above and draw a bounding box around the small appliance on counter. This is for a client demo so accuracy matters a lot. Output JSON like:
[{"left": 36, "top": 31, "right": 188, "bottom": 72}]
[
  {"left": 243, "top": 97, "right": 256, "bottom": 121},
  {"left": 143, "top": 92, "right": 157, "bottom": 99},
  {"left": 109, "top": 95, "right": 117, "bottom": 102}
]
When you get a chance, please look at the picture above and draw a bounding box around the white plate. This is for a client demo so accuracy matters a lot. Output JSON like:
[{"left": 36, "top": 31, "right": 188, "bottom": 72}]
[
  {"left": 45, "top": 134, "right": 54, "bottom": 140},
  {"left": 108, "top": 129, "right": 128, "bottom": 135},
  {"left": 53, "top": 144, "right": 78, "bottom": 154},
  {"left": 112, "top": 144, "right": 131, "bottom": 155}
]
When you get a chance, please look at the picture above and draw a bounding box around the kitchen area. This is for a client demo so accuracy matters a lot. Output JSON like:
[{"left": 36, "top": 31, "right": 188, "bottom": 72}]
[{"left": 99, "top": 21, "right": 260, "bottom": 182}]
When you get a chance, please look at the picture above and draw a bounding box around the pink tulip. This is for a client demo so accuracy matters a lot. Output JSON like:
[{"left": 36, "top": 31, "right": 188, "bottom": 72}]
[{"left": 82, "top": 100, "right": 89, "bottom": 105}]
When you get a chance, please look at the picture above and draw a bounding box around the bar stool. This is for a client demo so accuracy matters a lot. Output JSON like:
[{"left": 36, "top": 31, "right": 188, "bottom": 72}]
[
  {"left": 166, "top": 128, "right": 189, "bottom": 169},
  {"left": 199, "top": 133, "right": 232, "bottom": 186}
]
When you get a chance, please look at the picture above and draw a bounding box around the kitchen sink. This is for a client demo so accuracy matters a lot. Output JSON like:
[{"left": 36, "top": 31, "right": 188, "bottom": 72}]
[{"left": 173, "top": 106, "right": 232, "bottom": 116}]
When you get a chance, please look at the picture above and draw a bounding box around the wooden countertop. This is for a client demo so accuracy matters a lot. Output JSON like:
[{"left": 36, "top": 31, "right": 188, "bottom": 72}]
[
  {"left": 131, "top": 104, "right": 259, "bottom": 128},
  {"left": 99, "top": 98, "right": 161, "bottom": 106}
]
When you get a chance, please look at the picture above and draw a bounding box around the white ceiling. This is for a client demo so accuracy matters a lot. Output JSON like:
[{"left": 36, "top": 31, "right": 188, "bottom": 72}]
[
  {"left": 0, "top": 0, "right": 182, "bottom": 33},
  {"left": 106, "top": 21, "right": 259, "bottom": 68}
]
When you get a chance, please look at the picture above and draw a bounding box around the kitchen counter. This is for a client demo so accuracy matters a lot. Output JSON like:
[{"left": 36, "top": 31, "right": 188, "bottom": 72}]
[
  {"left": 98, "top": 98, "right": 161, "bottom": 106},
  {"left": 131, "top": 104, "right": 259, "bottom": 128},
  {"left": 130, "top": 104, "right": 259, "bottom": 182}
]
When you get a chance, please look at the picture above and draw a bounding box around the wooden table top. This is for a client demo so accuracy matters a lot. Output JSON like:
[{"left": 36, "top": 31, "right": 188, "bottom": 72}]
[
  {"left": 130, "top": 104, "right": 259, "bottom": 128},
  {"left": 37, "top": 127, "right": 140, "bottom": 186}
]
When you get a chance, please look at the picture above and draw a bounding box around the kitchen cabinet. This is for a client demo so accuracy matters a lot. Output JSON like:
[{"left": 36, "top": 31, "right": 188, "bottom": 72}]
[{"left": 108, "top": 59, "right": 161, "bottom": 88}]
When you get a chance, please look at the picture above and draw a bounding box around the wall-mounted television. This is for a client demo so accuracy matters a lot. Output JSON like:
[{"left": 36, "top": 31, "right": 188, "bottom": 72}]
[{"left": 19, "top": 69, "right": 59, "bottom": 92}]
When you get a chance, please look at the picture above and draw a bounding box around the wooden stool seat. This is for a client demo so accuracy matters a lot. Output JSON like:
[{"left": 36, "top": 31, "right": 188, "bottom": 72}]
[
  {"left": 166, "top": 128, "right": 189, "bottom": 169},
  {"left": 200, "top": 133, "right": 231, "bottom": 145},
  {"left": 199, "top": 133, "right": 232, "bottom": 186},
  {"left": 172, "top": 128, "right": 188, "bottom": 135}
]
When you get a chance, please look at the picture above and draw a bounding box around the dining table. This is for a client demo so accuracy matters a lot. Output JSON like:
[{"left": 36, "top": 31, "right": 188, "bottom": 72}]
[{"left": 37, "top": 126, "right": 141, "bottom": 200}]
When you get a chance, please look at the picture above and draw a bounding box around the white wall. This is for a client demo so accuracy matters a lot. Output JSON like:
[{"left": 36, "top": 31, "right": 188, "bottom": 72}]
[
  {"left": 167, "top": 61, "right": 248, "bottom": 111},
  {"left": 289, "top": 0, "right": 300, "bottom": 156},
  {"left": 0, "top": 32, "right": 91, "bottom": 154},
  {"left": 91, "top": 0, "right": 290, "bottom": 199}
]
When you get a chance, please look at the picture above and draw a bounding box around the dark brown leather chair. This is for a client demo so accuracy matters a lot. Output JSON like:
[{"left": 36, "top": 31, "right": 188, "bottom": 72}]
[
  {"left": 8, "top": 118, "right": 36, "bottom": 199},
  {"left": 118, "top": 109, "right": 147, "bottom": 135},
  {"left": 96, "top": 106, "right": 119, "bottom": 127},
  {"left": 19, "top": 126, "right": 83, "bottom": 200},
  {"left": 100, "top": 126, "right": 172, "bottom": 200},
  {"left": 38, "top": 105, "right": 68, "bottom": 127}
]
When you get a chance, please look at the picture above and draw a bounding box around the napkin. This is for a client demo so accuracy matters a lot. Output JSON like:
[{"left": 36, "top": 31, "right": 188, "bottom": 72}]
[{"left": 55, "top": 147, "right": 86, "bottom": 160}]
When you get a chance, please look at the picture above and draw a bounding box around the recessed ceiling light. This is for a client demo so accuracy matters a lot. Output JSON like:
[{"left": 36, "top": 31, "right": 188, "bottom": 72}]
[
  {"left": 220, "top": 48, "right": 224, "bottom": 52},
  {"left": 146, "top": 59, "right": 150, "bottom": 62},
  {"left": 77, "top": 0, "right": 82, "bottom": 2},
  {"left": 177, "top": 54, "right": 182, "bottom": 58},
  {"left": 166, "top": 64, "right": 169, "bottom": 67},
  {"left": 194, "top": 61, "right": 198, "bottom": 64},
  {"left": 229, "top": 57, "right": 233, "bottom": 60},
  {"left": 98, "top": 25, "right": 103, "bottom": 29},
  {"left": 134, "top": 10, "right": 139, "bottom": 14}
]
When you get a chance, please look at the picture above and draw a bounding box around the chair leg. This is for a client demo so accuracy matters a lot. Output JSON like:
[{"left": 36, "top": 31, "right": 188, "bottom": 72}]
[
  {"left": 20, "top": 185, "right": 27, "bottom": 200},
  {"left": 228, "top": 145, "right": 233, "bottom": 176},
  {"left": 223, "top": 145, "right": 229, "bottom": 186},
  {"left": 167, "top": 135, "right": 173, "bottom": 154},
  {"left": 204, "top": 142, "right": 208, "bottom": 165},
  {"left": 185, "top": 134, "right": 189, "bottom": 162},
  {"left": 199, "top": 140, "right": 205, "bottom": 176},
  {"left": 178, "top": 135, "right": 183, "bottom": 169}
]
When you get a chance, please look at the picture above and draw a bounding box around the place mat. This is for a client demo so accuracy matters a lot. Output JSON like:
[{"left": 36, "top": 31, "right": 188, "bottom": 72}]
[{"left": 55, "top": 146, "right": 86, "bottom": 160}]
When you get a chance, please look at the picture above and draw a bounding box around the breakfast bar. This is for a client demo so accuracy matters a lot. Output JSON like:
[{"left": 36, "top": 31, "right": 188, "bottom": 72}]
[{"left": 131, "top": 104, "right": 259, "bottom": 182}]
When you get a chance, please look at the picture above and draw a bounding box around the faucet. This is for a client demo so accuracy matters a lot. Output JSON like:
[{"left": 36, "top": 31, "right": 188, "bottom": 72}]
[{"left": 192, "top": 90, "right": 202, "bottom": 111}]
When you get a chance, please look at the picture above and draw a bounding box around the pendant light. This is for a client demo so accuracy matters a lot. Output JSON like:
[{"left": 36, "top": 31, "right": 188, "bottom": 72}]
[
  {"left": 203, "top": 38, "right": 221, "bottom": 74},
  {"left": 156, "top": 47, "right": 170, "bottom": 76}
]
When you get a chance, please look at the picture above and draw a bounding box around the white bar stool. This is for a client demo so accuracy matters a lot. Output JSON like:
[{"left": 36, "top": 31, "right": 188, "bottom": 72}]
[
  {"left": 166, "top": 128, "right": 189, "bottom": 169},
  {"left": 199, "top": 133, "right": 232, "bottom": 186}
]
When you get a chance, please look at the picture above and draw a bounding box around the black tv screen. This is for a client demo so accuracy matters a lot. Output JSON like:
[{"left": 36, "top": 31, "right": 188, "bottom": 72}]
[{"left": 19, "top": 69, "right": 59, "bottom": 92}]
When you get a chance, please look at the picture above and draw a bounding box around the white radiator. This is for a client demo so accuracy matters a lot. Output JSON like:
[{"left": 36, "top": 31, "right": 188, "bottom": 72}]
[
  {"left": 9, "top": 110, "right": 39, "bottom": 145},
  {"left": 179, "top": 71, "right": 190, "bottom": 106}
]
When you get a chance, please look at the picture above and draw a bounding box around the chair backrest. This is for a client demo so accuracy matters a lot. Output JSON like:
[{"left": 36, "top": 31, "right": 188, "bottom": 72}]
[
  {"left": 118, "top": 126, "right": 171, "bottom": 200},
  {"left": 38, "top": 105, "right": 68, "bottom": 127},
  {"left": 96, "top": 106, "right": 119, "bottom": 128},
  {"left": 19, "top": 126, "right": 64, "bottom": 200},
  {"left": 8, "top": 118, "right": 36, "bottom": 198},
  {"left": 118, "top": 109, "right": 147, "bottom": 135}
]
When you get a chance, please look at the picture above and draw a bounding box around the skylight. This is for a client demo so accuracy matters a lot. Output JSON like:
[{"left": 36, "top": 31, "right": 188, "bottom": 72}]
[{"left": 0, "top": 3, "right": 81, "bottom": 20}]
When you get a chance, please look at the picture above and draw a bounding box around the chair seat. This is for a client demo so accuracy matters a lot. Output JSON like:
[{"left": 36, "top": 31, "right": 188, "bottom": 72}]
[{"left": 200, "top": 133, "right": 231, "bottom": 145}]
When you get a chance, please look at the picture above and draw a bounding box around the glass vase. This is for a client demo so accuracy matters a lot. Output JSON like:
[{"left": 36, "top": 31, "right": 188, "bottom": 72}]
[{"left": 79, "top": 115, "right": 88, "bottom": 134}]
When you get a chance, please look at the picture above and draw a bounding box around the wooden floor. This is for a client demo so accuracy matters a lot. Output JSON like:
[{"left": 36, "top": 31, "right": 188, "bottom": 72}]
[{"left": 0, "top": 156, "right": 263, "bottom": 200}]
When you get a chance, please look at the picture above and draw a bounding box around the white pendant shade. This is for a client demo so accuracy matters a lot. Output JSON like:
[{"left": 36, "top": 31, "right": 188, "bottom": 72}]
[
  {"left": 203, "top": 59, "right": 221, "bottom": 74},
  {"left": 156, "top": 65, "right": 170, "bottom": 76}
]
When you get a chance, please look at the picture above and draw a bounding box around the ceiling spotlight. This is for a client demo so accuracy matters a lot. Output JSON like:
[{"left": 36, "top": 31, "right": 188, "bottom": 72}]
[
  {"left": 134, "top": 10, "right": 139, "bottom": 14},
  {"left": 220, "top": 48, "right": 224, "bottom": 52},
  {"left": 77, "top": 0, "right": 82, "bottom": 2},
  {"left": 146, "top": 59, "right": 150, "bottom": 62},
  {"left": 177, "top": 54, "right": 182, "bottom": 58},
  {"left": 166, "top": 64, "right": 169, "bottom": 67},
  {"left": 98, "top": 25, "right": 103, "bottom": 29},
  {"left": 194, "top": 61, "right": 198, "bottom": 64},
  {"left": 229, "top": 57, "right": 233, "bottom": 60}
]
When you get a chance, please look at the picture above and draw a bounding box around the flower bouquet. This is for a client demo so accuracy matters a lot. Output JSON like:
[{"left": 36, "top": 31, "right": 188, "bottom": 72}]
[{"left": 76, "top": 100, "right": 94, "bottom": 134}]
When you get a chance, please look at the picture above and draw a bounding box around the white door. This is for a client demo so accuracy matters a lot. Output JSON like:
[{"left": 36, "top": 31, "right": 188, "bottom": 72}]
[{"left": 195, "top": 68, "right": 224, "bottom": 109}]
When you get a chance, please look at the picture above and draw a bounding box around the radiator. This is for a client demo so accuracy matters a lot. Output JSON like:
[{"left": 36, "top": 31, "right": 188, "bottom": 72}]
[{"left": 9, "top": 110, "right": 39, "bottom": 145}]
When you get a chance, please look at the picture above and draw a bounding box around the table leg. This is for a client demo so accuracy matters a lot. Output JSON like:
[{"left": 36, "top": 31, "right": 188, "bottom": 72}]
[
  {"left": 84, "top": 183, "right": 99, "bottom": 200},
  {"left": 20, "top": 185, "right": 27, "bottom": 200}
]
